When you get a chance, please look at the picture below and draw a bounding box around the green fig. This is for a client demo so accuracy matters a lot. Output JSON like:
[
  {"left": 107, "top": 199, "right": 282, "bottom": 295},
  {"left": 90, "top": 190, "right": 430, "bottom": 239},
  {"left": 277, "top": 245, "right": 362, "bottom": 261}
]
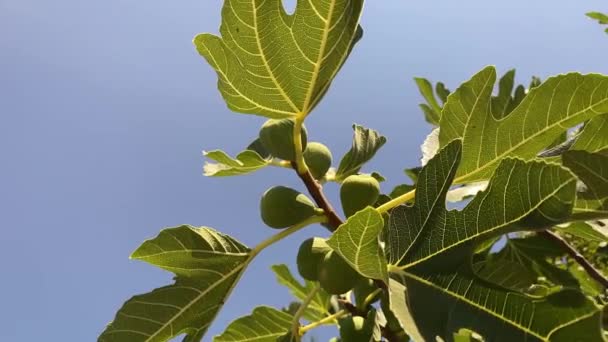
[
  {"left": 260, "top": 186, "right": 317, "bottom": 229},
  {"left": 340, "top": 175, "right": 380, "bottom": 218},
  {"left": 259, "top": 119, "right": 307, "bottom": 161},
  {"left": 339, "top": 314, "right": 374, "bottom": 342},
  {"left": 297, "top": 237, "right": 331, "bottom": 281},
  {"left": 353, "top": 278, "right": 379, "bottom": 309},
  {"left": 318, "top": 251, "right": 361, "bottom": 294},
  {"left": 303, "top": 142, "right": 332, "bottom": 179}
]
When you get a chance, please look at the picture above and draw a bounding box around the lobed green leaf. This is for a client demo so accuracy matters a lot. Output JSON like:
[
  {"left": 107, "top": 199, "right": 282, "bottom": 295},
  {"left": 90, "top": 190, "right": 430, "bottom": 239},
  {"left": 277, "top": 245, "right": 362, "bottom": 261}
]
[
  {"left": 572, "top": 114, "right": 608, "bottom": 153},
  {"left": 438, "top": 66, "right": 608, "bottom": 184},
  {"left": 214, "top": 306, "right": 293, "bottom": 342},
  {"left": 271, "top": 264, "right": 331, "bottom": 322},
  {"left": 203, "top": 149, "right": 270, "bottom": 177},
  {"left": 194, "top": 0, "right": 363, "bottom": 118},
  {"left": 563, "top": 150, "right": 608, "bottom": 221},
  {"left": 327, "top": 207, "right": 388, "bottom": 281},
  {"left": 99, "top": 226, "right": 251, "bottom": 342},
  {"left": 385, "top": 140, "right": 604, "bottom": 340},
  {"left": 335, "top": 124, "right": 387, "bottom": 181}
]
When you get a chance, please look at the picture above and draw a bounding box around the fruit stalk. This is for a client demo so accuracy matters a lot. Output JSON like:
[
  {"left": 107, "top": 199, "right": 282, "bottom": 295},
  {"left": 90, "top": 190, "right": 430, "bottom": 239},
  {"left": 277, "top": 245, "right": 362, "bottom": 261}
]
[
  {"left": 251, "top": 216, "right": 328, "bottom": 257},
  {"left": 299, "top": 310, "right": 349, "bottom": 335},
  {"left": 293, "top": 115, "right": 308, "bottom": 174}
]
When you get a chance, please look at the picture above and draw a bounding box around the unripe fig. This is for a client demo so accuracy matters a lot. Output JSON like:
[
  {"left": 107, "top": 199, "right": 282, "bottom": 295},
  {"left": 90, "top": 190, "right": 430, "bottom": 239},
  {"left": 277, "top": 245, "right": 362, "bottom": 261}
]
[
  {"left": 318, "top": 251, "right": 361, "bottom": 294},
  {"left": 260, "top": 186, "right": 316, "bottom": 229},
  {"left": 353, "top": 278, "right": 379, "bottom": 309},
  {"left": 340, "top": 175, "right": 380, "bottom": 218},
  {"left": 303, "top": 142, "right": 332, "bottom": 179},
  {"left": 297, "top": 237, "right": 331, "bottom": 281},
  {"left": 339, "top": 315, "right": 374, "bottom": 341},
  {"left": 259, "top": 119, "right": 307, "bottom": 161}
]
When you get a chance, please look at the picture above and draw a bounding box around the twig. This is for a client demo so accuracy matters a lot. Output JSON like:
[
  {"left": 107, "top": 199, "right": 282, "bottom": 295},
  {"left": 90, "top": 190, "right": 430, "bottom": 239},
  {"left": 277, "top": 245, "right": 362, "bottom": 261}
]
[
  {"left": 291, "top": 284, "right": 320, "bottom": 341},
  {"left": 292, "top": 161, "right": 343, "bottom": 231},
  {"left": 540, "top": 230, "right": 608, "bottom": 288},
  {"left": 299, "top": 310, "right": 348, "bottom": 334}
]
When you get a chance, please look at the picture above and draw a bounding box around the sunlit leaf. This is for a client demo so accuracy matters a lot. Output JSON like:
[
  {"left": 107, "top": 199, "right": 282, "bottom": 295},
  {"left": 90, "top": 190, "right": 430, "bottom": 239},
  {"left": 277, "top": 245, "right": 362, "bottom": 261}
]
[
  {"left": 559, "top": 222, "right": 608, "bottom": 243},
  {"left": 271, "top": 264, "right": 331, "bottom": 322},
  {"left": 214, "top": 306, "right": 293, "bottom": 342},
  {"left": 414, "top": 77, "right": 442, "bottom": 125},
  {"left": 100, "top": 226, "right": 251, "bottom": 342},
  {"left": 587, "top": 12, "right": 608, "bottom": 33},
  {"left": 438, "top": 66, "right": 608, "bottom": 184},
  {"left": 327, "top": 207, "right": 388, "bottom": 281},
  {"left": 203, "top": 149, "right": 270, "bottom": 177},
  {"left": 194, "top": 0, "right": 363, "bottom": 118},
  {"left": 572, "top": 114, "right": 608, "bottom": 153},
  {"left": 563, "top": 150, "right": 608, "bottom": 221},
  {"left": 386, "top": 280, "right": 425, "bottom": 342},
  {"left": 335, "top": 125, "right": 387, "bottom": 181},
  {"left": 386, "top": 140, "right": 603, "bottom": 340},
  {"left": 386, "top": 140, "right": 576, "bottom": 269}
]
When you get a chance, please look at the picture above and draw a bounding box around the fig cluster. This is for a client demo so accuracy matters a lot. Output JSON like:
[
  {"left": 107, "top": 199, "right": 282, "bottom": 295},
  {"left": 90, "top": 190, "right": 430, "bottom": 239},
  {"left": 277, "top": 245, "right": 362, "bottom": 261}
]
[
  {"left": 258, "top": 119, "right": 333, "bottom": 179},
  {"left": 259, "top": 119, "right": 307, "bottom": 161},
  {"left": 296, "top": 237, "right": 361, "bottom": 295}
]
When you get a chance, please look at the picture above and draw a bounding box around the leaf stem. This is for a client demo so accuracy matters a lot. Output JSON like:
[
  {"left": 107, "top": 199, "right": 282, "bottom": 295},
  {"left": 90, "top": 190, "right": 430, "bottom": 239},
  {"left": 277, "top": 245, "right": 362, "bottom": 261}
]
[
  {"left": 251, "top": 216, "right": 328, "bottom": 257},
  {"left": 299, "top": 310, "right": 348, "bottom": 334},
  {"left": 270, "top": 159, "right": 293, "bottom": 169},
  {"left": 376, "top": 189, "right": 416, "bottom": 214},
  {"left": 291, "top": 284, "right": 320, "bottom": 341},
  {"left": 540, "top": 230, "right": 608, "bottom": 288},
  {"left": 293, "top": 115, "right": 308, "bottom": 175},
  {"left": 362, "top": 288, "right": 383, "bottom": 308}
]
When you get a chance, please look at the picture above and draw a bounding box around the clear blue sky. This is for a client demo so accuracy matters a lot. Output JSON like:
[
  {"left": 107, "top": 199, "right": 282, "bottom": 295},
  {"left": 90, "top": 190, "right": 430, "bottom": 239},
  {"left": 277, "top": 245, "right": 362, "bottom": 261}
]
[{"left": 1, "top": 0, "right": 607, "bottom": 340}]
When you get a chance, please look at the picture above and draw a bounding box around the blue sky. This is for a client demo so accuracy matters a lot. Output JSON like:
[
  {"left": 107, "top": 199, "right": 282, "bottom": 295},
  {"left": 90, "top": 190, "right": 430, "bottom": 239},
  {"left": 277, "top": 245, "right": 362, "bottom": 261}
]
[{"left": 1, "top": 0, "right": 607, "bottom": 340}]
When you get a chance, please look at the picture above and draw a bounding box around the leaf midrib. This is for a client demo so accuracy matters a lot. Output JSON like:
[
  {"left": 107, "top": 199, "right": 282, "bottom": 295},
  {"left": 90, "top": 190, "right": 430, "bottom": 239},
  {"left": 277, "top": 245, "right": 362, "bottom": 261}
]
[
  {"left": 395, "top": 144, "right": 461, "bottom": 265},
  {"left": 251, "top": 0, "right": 300, "bottom": 114},
  {"left": 300, "top": 0, "right": 336, "bottom": 116},
  {"left": 403, "top": 272, "right": 546, "bottom": 340},
  {"left": 197, "top": 41, "right": 294, "bottom": 116},
  {"left": 396, "top": 177, "right": 575, "bottom": 270},
  {"left": 142, "top": 261, "right": 248, "bottom": 341},
  {"left": 454, "top": 88, "right": 608, "bottom": 183}
]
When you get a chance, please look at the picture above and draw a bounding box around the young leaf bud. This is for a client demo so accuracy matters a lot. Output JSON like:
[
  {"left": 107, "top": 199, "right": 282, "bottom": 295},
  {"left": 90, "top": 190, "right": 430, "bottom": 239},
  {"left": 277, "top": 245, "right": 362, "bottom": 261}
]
[
  {"left": 340, "top": 175, "right": 381, "bottom": 218},
  {"left": 260, "top": 186, "right": 316, "bottom": 229},
  {"left": 303, "top": 142, "right": 332, "bottom": 179},
  {"left": 259, "top": 119, "right": 307, "bottom": 161}
]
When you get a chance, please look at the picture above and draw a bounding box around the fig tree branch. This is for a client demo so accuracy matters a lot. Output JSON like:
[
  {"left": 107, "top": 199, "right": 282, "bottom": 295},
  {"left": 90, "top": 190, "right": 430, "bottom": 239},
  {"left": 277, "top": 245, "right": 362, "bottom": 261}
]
[
  {"left": 540, "top": 230, "right": 608, "bottom": 288},
  {"left": 292, "top": 161, "right": 343, "bottom": 231}
]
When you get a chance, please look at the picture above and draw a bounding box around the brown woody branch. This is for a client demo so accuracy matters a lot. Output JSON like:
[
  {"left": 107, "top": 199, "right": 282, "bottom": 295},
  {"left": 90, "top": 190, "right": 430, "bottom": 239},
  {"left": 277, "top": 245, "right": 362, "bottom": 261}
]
[
  {"left": 291, "top": 162, "right": 343, "bottom": 231},
  {"left": 292, "top": 163, "right": 398, "bottom": 341},
  {"left": 540, "top": 230, "right": 608, "bottom": 288}
]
